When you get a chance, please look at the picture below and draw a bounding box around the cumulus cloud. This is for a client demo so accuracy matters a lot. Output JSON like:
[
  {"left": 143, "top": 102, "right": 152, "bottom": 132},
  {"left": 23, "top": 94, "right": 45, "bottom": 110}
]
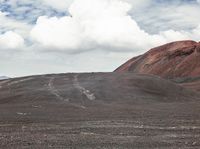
[
  {"left": 1, "top": 0, "right": 200, "bottom": 77},
  {"left": 30, "top": 16, "right": 85, "bottom": 51},
  {"left": 2, "top": 0, "right": 200, "bottom": 53},
  {"left": 0, "top": 31, "right": 24, "bottom": 49},
  {"left": 30, "top": 0, "right": 200, "bottom": 53}
]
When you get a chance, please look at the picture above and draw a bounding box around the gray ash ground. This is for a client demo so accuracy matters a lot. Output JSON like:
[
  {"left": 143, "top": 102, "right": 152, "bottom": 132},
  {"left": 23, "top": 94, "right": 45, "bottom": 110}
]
[{"left": 0, "top": 73, "right": 200, "bottom": 148}]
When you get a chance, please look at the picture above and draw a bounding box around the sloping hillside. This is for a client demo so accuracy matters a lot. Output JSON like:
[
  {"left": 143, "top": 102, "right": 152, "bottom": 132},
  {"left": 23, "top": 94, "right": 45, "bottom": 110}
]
[
  {"left": 115, "top": 40, "right": 200, "bottom": 79},
  {"left": 115, "top": 40, "right": 200, "bottom": 92},
  {"left": 0, "top": 72, "right": 200, "bottom": 148}
]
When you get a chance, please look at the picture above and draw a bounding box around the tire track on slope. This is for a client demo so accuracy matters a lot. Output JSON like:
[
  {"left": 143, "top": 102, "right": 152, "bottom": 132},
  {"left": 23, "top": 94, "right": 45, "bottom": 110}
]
[
  {"left": 48, "top": 76, "right": 86, "bottom": 109},
  {"left": 73, "top": 74, "right": 96, "bottom": 101},
  {"left": 48, "top": 77, "right": 69, "bottom": 102}
]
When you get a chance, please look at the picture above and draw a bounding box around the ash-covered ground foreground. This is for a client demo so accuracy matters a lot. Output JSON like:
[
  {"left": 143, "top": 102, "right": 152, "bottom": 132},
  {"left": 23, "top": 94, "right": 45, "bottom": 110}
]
[{"left": 0, "top": 73, "right": 200, "bottom": 148}]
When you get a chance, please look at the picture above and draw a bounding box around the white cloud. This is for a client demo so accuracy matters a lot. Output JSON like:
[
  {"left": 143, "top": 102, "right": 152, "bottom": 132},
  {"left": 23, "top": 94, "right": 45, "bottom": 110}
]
[
  {"left": 1, "top": 0, "right": 200, "bottom": 77},
  {"left": 31, "top": 16, "right": 84, "bottom": 50},
  {"left": 42, "top": 0, "right": 74, "bottom": 11},
  {"left": 124, "top": 0, "right": 151, "bottom": 10},
  {"left": 134, "top": 2, "right": 200, "bottom": 33},
  {"left": 30, "top": 0, "right": 200, "bottom": 53},
  {"left": 0, "top": 31, "right": 25, "bottom": 49},
  {"left": 189, "top": 25, "right": 200, "bottom": 40},
  {"left": 0, "top": 11, "right": 32, "bottom": 37},
  {"left": 39, "top": 0, "right": 151, "bottom": 12}
]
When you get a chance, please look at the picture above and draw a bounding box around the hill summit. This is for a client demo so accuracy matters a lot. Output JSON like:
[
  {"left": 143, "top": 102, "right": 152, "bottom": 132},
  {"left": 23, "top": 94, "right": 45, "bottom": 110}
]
[{"left": 115, "top": 40, "right": 200, "bottom": 79}]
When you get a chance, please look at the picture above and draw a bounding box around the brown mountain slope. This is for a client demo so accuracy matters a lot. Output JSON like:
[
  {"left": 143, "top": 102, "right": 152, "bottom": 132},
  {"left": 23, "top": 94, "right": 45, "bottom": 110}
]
[
  {"left": 115, "top": 40, "right": 200, "bottom": 91},
  {"left": 115, "top": 40, "right": 200, "bottom": 79}
]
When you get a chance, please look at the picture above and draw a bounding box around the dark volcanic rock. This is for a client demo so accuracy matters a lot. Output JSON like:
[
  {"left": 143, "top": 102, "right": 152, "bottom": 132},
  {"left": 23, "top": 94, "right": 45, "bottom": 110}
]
[
  {"left": 0, "top": 73, "right": 200, "bottom": 148},
  {"left": 115, "top": 40, "right": 200, "bottom": 79}
]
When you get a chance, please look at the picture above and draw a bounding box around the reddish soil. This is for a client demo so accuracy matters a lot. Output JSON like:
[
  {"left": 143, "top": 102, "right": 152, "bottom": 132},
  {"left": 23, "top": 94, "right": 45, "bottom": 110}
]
[
  {"left": 115, "top": 40, "right": 200, "bottom": 92},
  {"left": 115, "top": 40, "right": 200, "bottom": 79}
]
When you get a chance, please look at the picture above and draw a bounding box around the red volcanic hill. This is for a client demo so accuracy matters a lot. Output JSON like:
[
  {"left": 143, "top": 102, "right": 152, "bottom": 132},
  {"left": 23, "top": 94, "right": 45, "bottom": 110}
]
[{"left": 115, "top": 40, "right": 200, "bottom": 79}]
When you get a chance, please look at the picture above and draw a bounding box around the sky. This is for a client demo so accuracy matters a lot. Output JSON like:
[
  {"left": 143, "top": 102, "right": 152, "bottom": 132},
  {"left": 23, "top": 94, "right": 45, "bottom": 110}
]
[{"left": 0, "top": 0, "right": 200, "bottom": 77}]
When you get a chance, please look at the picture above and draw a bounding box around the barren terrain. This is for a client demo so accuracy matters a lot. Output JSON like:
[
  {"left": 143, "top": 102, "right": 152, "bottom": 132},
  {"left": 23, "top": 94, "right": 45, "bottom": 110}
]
[{"left": 0, "top": 73, "right": 200, "bottom": 148}]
